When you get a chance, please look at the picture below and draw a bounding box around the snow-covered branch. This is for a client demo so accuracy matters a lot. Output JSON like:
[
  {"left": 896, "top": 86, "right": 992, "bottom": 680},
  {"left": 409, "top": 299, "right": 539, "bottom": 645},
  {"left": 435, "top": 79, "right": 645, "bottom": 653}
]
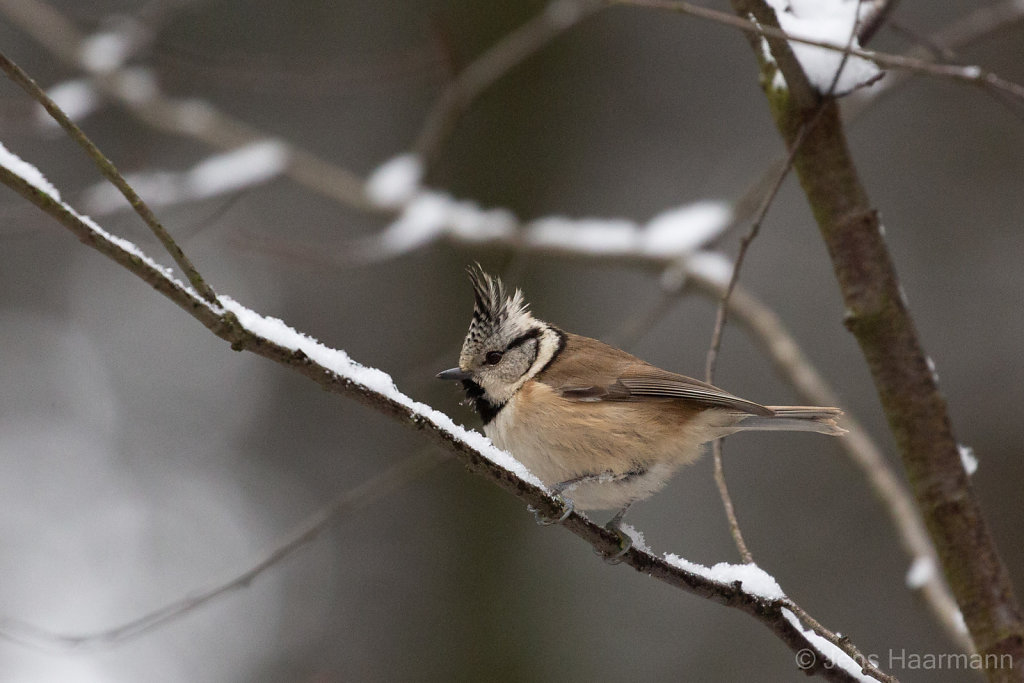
[
  {"left": 0, "top": 136, "right": 891, "bottom": 682},
  {"left": 359, "top": 152, "right": 736, "bottom": 263}
]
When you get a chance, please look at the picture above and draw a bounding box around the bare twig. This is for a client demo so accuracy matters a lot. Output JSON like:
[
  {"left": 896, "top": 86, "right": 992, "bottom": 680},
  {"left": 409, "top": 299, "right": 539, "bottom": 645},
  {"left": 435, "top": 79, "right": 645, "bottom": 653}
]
[
  {"left": 413, "top": 0, "right": 603, "bottom": 164},
  {"left": 0, "top": 0, "right": 375, "bottom": 212},
  {"left": 705, "top": 119, "right": 813, "bottom": 382},
  {"left": 687, "top": 273, "right": 970, "bottom": 652},
  {"left": 846, "top": 0, "right": 1024, "bottom": 122},
  {"left": 0, "top": 449, "right": 447, "bottom": 649},
  {"left": 707, "top": 0, "right": 860, "bottom": 386},
  {"left": 856, "top": 0, "right": 902, "bottom": 45},
  {"left": 708, "top": 443, "right": 752, "bottom": 562},
  {"left": 0, "top": 51, "right": 218, "bottom": 303},
  {"left": 702, "top": 112, "right": 823, "bottom": 564}
]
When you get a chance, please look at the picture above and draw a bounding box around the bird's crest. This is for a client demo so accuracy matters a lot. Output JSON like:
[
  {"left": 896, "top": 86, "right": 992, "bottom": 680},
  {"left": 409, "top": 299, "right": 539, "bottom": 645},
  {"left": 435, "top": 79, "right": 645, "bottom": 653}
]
[{"left": 463, "top": 264, "right": 533, "bottom": 354}]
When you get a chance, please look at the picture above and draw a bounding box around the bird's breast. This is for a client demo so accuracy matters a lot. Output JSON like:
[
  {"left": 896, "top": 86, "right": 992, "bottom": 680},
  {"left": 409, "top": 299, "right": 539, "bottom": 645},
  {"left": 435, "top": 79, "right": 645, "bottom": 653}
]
[{"left": 482, "top": 380, "right": 720, "bottom": 509}]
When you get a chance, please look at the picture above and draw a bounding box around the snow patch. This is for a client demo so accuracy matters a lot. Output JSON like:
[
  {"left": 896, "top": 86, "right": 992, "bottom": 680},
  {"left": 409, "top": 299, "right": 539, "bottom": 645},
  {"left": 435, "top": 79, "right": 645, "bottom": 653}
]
[
  {"left": 79, "top": 31, "right": 132, "bottom": 74},
  {"left": 685, "top": 250, "right": 735, "bottom": 288},
  {"left": 641, "top": 201, "right": 731, "bottom": 256},
  {"left": 782, "top": 607, "right": 876, "bottom": 681},
  {"left": 663, "top": 555, "right": 785, "bottom": 601},
  {"left": 619, "top": 523, "right": 651, "bottom": 554},
  {"left": 958, "top": 444, "right": 978, "bottom": 476},
  {"left": 527, "top": 216, "right": 639, "bottom": 255},
  {"left": 365, "top": 154, "right": 424, "bottom": 208},
  {"left": 905, "top": 556, "right": 936, "bottom": 590},
  {"left": 0, "top": 141, "right": 62, "bottom": 198},
  {"left": 218, "top": 296, "right": 543, "bottom": 488},
  {"left": 84, "top": 141, "right": 289, "bottom": 213},
  {"left": 764, "top": 0, "right": 882, "bottom": 94},
  {"left": 38, "top": 80, "right": 100, "bottom": 126},
  {"left": 0, "top": 140, "right": 188, "bottom": 287}
]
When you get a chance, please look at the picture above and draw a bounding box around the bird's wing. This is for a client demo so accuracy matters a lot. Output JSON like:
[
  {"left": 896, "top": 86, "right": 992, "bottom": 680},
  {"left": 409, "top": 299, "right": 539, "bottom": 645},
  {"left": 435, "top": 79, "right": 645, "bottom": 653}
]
[{"left": 538, "top": 333, "right": 772, "bottom": 416}]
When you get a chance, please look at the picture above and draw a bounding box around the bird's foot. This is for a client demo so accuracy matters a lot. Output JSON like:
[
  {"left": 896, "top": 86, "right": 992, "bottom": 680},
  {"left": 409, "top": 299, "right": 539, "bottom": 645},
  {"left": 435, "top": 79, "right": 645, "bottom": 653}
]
[
  {"left": 528, "top": 494, "right": 574, "bottom": 526},
  {"left": 593, "top": 504, "right": 633, "bottom": 564},
  {"left": 595, "top": 518, "right": 632, "bottom": 565}
]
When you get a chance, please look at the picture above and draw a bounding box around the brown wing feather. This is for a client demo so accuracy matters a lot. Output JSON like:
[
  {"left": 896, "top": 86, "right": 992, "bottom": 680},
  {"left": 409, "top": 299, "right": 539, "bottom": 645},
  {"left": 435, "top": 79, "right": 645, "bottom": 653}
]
[{"left": 536, "top": 333, "right": 772, "bottom": 416}]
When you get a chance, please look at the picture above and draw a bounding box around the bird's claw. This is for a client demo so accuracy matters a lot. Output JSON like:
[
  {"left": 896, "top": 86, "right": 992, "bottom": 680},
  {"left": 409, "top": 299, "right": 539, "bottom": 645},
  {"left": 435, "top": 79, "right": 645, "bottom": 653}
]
[
  {"left": 594, "top": 520, "right": 632, "bottom": 565},
  {"left": 528, "top": 495, "right": 574, "bottom": 526}
]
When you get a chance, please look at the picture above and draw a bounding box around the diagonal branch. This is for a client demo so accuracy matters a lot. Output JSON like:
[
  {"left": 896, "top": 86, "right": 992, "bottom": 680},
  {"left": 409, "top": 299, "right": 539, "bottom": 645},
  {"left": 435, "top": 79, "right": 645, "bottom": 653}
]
[
  {"left": 413, "top": 0, "right": 604, "bottom": 164},
  {"left": 0, "top": 0, "right": 375, "bottom": 212},
  {"left": 0, "top": 138, "right": 890, "bottom": 683},
  {"left": 0, "top": 449, "right": 447, "bottom": 649},
  {"left": 0, "top": 52, "right": 218, "bottom": 303}
]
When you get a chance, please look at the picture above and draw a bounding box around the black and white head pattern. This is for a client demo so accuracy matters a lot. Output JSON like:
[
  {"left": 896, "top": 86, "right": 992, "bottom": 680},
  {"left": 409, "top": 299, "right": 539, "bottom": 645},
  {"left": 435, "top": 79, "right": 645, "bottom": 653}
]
[{"left": 460, "top": 264, "right": 536, "bottom": 368}]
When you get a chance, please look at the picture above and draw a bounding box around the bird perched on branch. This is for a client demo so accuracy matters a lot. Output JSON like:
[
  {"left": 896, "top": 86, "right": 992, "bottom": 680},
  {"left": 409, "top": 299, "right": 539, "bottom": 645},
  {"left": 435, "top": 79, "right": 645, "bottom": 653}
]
[{"left": 438, "top": 265, "right": 844, "bottom": 555}]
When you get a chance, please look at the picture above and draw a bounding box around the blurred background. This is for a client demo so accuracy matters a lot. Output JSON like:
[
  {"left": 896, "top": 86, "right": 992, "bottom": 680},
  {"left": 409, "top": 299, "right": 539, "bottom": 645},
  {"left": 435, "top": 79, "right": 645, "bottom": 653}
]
[{"left": 0, "top": 0, "right": 1022, "bottom": 680}]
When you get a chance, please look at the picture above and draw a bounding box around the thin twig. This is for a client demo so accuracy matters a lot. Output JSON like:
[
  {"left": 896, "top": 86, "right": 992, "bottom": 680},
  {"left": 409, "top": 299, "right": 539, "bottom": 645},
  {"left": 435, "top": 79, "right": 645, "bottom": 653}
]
[
  {"left": 856, "top": 0, "right": 902, "bottom": 45},
  {"left": 702, "top": 116, "right": 821, "bottom": 563},
  {"left": 709, "top": 442, "right": 752, "bottom": 562},
  {"left": 0, "top": 449, "right": 448, "bottom": 649},
  {"left": 413, "top": 0, "right": 603, "bottom": 164},
  {"left": 0, "top": 0, "right": 375, "bottom": 213},
  {"left": 687, "top": 274, "right": 971, "bottom": 652},
  {"left": 0, "top": 51, "right": 218, "bottom": 303},
  {"left": 706, "top": 0, "right": 859, "bottom": 379},
  {"left": 845, "top": 0, "right": 1024, "bottom": 123},
  {"left": 703, "top": 0, "right": 882, "bottom": 637},
  {"left": 702, "top": 0, "right": 861, "bottom": 558}
]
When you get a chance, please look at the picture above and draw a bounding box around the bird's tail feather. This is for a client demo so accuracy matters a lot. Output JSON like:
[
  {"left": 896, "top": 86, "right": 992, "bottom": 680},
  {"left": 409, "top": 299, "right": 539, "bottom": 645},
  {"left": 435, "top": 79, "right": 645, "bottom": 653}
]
[{"left": 732, "top": 406, "right": 846, "bottom": 436}]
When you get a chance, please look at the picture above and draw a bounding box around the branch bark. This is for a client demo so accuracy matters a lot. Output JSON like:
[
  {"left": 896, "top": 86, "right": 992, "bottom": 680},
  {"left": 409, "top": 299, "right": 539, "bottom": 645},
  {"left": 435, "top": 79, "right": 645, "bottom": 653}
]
[{"left": 728, "top": 1, "right": 1024, "bottom": 679}]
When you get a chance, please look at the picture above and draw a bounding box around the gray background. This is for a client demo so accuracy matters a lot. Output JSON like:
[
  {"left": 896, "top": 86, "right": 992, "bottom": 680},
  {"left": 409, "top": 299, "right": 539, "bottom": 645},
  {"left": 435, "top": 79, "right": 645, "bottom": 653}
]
[{"left": 0, "top": 0, "right": 1022, "bottom": 680}]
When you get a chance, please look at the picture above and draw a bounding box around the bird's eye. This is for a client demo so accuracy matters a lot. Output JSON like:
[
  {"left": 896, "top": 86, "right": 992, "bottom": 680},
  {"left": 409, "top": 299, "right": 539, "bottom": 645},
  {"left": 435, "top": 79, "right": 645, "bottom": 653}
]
[{"left": 484, "top": 351, "right": 503, "bottom": 365}]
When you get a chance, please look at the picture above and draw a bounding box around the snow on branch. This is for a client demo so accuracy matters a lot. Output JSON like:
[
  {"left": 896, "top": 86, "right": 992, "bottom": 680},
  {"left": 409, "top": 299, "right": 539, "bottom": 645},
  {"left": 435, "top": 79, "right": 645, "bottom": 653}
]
[
  {"left": 359, "top": 154, "right": 735, "bottom": 263},
  {"left": 760, "top": 0, "right": 881, "bottom": 94},
  {"left": 616, "top": 0, "right": 1024, "bottom": 104},
  {"left": 0, "top": 137, "right": 889, "bottom": 683},
  {"left": 82, "top": 140, "right": 290, "bottom": 214}
]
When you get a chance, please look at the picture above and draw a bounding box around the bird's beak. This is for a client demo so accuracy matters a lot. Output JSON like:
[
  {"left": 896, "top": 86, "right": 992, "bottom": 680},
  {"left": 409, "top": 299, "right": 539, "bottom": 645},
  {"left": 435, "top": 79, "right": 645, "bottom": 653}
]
[{"left": 436, "top": 367, "right": 473, "bottom": 381}]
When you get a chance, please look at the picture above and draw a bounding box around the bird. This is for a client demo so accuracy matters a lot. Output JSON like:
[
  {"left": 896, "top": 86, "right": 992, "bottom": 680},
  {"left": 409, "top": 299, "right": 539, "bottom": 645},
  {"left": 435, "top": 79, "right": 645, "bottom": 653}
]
[{"left": 437, "top": 264, "right": 844, "bottom": 554}]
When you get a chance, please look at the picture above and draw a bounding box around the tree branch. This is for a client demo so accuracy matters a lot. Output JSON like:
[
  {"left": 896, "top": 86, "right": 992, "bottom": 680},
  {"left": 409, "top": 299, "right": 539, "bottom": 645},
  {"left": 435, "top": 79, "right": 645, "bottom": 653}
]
[
  {"left": 613, "top": 0, "right": 1024, "bottom": 103},
  {"left": 0, "top": 0, "right": 376, "bottom": 212},
  {"left": 412, "top": 0, "right": 604, "bottom": 164},
  {"left": 687, "top": 271, "right": 970, "bottom": 652},
  {"left": 0, "top": 129, "right": 889, "bottom": 683},
  {"left": 723, "top": 0, "right": 1024, "bottom": 678},
  {"left": 0, "top": 449, "right": 447, "bottom": 649},
  {"left": 0, "top": 52, "right": 218, "bottom": 303}
]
